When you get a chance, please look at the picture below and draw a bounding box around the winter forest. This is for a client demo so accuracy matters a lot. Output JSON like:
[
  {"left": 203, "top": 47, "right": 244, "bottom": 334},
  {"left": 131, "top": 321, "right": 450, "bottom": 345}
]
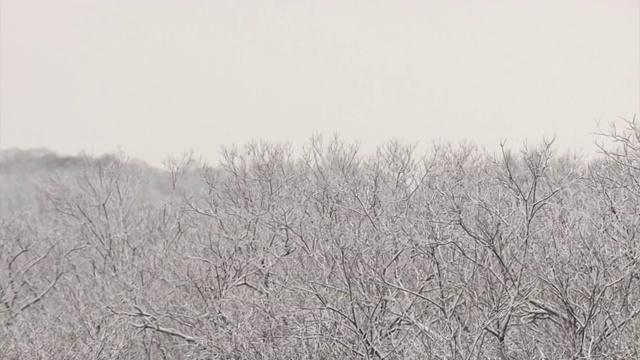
[{"left": 1, "top": 119, "right": 639, "bottom": 359}]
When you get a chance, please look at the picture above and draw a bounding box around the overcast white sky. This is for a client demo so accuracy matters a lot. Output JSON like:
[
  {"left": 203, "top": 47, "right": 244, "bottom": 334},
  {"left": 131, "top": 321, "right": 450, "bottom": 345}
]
[{"left": 1, "top": 0, "right": 638, "bottom": 166}]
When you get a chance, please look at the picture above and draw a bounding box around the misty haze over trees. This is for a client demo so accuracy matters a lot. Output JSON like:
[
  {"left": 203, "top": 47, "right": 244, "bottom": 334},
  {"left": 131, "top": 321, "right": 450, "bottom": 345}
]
[{"left": 1, "top": 119, "right": 639, "bottom": 359}]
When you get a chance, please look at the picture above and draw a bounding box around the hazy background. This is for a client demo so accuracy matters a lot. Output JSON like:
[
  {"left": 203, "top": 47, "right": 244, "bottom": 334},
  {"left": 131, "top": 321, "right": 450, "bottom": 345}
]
[{"left": 1, "top": 0, "right": 638, "bottom": 167}]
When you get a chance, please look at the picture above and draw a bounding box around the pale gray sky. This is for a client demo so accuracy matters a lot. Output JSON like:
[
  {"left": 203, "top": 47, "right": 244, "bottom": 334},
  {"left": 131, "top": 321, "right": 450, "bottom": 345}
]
[{"left": 1, "top": 0, "right": 638, "bottom": 166}]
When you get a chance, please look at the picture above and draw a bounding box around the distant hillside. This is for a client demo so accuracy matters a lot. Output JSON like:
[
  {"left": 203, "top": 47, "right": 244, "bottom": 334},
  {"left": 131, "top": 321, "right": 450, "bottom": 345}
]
[{"left": 0, "top": 148, "right": 177, "bottom": 218}]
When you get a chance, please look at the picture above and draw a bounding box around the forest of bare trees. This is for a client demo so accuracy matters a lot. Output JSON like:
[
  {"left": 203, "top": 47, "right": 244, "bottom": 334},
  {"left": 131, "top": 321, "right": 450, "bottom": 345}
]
[{"left": 1, "top": 119, "right": 639, "bottom": 359}]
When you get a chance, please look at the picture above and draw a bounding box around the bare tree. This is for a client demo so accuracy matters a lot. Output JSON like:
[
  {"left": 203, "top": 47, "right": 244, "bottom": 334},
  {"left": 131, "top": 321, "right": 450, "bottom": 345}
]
[{"left": 1, "top": 125, "right": 639, "bottom": 359}]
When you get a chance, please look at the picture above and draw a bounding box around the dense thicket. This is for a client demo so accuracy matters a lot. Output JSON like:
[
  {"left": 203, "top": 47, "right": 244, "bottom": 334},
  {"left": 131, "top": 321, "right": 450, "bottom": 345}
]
[{"left": 1, "top": 120, "right": 639, "bottom": 359}]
